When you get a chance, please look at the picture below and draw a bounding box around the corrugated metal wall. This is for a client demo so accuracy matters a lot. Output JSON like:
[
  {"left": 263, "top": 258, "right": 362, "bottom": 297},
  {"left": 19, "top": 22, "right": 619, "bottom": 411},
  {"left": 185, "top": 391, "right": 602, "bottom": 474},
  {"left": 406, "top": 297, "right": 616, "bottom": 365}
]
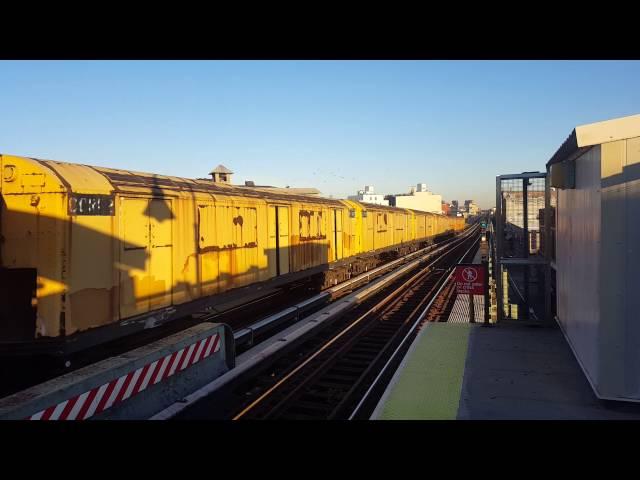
[
  {"left": 558, "top": 136, "right": 640, "bottom": 400},
  {"left": 623, "top": 137, "right": 640, "bottom": 397},
  {"left": 599, "top": 138, "right": 640, "bottom": 398},
  {"left": 556, "top": 146, "right": 601, "bottom": 391},
  {"left": 599, "top": 141, "right": 627, "bottom": 397}
]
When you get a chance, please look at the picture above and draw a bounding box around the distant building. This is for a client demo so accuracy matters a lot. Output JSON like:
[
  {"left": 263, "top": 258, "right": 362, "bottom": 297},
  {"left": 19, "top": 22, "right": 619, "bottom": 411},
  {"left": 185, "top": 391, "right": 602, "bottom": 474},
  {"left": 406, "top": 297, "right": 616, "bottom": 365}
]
[
  {"left": 464, "top": 199, "right": 479, "bottom": 216},
  {"left": 388, "top": 183, "right": 443, "bottom": 214},
  {"left": 441, "top": 201, "right": 450, "bottom": 215},
  {"left": 451, "top": 200, "right": 459, "bottom": 216},
  {"left": 348, "top": 185, "right": 389, "bottom": 206},
  {"left": 502, "top": 192, "right": 544, "bottom": 231}
]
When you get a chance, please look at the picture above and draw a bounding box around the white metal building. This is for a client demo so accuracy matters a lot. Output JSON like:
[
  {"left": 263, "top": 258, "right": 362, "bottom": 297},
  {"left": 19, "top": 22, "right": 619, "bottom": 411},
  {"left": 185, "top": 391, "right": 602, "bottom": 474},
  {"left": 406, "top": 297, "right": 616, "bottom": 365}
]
[
  {"left": 389, "top": 184, "right": 442, "bottom": 214},
  {"left": 547, "top": 113, "right": 640, "bottom": 401},
  {"left": 348, "top": 185, "right": 389, "bottom": 206}
]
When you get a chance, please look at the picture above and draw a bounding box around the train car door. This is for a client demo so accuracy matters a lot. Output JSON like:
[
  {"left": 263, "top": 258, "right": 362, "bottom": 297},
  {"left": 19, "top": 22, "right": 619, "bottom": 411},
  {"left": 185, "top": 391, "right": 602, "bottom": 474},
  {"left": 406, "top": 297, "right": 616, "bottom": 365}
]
[
  {"left": 333, "top": 209, "right": 343, "bottom": 261},
  {"left": 277, "top": 207, "right": 290, "bottom": 275},
  {"left": 148, "top": 199, "right": 173, "bottom": 310},
  {"left": 120, "top": 198, "right": 173, "bottom": 318},
  {"left": 267, "top": 206, "right": 278, "bottom": 276},
  {"left": 366, "top": 210, "right": 375, "bottom": 251},
  {"left": 268, "top": 205, "right": 290, "bottom": 276},
  {"left": 120, "top": 198, "right": 150, "bottom": 318}
]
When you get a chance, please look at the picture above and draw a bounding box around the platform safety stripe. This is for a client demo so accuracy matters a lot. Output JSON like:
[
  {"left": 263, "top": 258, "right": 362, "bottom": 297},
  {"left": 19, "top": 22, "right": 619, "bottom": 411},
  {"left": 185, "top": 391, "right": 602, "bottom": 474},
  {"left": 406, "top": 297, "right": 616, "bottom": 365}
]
[{"left": 28, "top": 333, "right": 222, "bottom": 421}]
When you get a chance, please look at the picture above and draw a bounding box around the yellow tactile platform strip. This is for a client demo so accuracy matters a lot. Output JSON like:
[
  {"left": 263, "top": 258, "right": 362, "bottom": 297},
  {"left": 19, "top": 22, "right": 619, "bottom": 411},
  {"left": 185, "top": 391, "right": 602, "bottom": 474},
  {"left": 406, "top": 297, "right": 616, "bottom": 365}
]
[{"left": 372, "top": 323, "right": 472, "bottom": 420}]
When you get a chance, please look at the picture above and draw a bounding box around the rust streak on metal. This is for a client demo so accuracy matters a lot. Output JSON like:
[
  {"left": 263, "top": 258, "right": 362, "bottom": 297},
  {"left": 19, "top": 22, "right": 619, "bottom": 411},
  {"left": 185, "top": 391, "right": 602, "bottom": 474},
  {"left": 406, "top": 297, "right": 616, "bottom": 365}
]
[{"left": 198, "top": 242, "right": 258, "bottom": 254}]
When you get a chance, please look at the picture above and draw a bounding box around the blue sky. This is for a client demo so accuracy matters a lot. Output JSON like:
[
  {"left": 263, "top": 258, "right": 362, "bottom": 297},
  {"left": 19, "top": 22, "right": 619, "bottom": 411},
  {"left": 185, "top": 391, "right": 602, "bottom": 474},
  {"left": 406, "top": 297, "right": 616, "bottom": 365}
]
[{"left": 1, "top": 60, "right": 639, "bottom": 208}]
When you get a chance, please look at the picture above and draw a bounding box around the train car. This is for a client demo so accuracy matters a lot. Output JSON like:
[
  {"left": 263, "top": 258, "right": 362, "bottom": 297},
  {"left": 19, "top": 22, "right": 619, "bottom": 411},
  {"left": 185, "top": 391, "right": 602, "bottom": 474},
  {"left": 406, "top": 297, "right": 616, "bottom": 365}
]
[
  {"left": 340, "top": 200, "right": 363, "bottom": 259},
  {"left": 415, "top": 210, "right": 427, "bottom": 240},
  {"left": 366, "top": 203, "right": 396, "bottom": 251},
  {"left": 0, "top": 154, "right": 465, "bottom": 356}
]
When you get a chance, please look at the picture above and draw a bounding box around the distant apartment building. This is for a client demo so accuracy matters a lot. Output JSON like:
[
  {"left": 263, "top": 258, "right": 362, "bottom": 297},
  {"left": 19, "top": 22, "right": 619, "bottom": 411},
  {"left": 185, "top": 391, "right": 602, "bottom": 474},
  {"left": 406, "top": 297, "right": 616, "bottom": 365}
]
[
  {"left": 387, "top": 183, "right": 443, "bottom": 214},
  {"left": 501, "top": 191, "right": 546, "bottom": 255},
  {"left": 441, "top": 201, "right": 450, "bottom": 215},
  {"left": 503, "top": 192, "right": 545, "bottom": 231},
  {"left": 348, "top": 185, "right": 389, "bottom": 206},
  {"left": 464, "top": 199, "right": 479, "bottom": 216},
  {"left": 451, "top": 200, "right": 459, "bottom": 216}
]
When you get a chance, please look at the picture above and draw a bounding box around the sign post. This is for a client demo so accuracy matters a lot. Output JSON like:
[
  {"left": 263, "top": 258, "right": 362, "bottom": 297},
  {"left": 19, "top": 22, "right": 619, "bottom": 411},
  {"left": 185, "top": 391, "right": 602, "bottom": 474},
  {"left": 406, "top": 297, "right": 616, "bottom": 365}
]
[
  {"left": 482, "top": 260, "right": 490, "bottom": 325},
  {"left": 454, "top": 264, "right": 488, "bottom": 325},
  {"left": 469, "top": 291, "right": 475, "bottom": 323}
]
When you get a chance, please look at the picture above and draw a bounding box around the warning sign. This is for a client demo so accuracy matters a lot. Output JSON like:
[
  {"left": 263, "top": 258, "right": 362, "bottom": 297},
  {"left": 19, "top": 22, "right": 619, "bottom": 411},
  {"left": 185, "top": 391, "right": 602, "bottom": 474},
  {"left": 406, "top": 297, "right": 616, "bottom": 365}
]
[{"left": 454, "top": 264, "right": 486, "bottom": 295}]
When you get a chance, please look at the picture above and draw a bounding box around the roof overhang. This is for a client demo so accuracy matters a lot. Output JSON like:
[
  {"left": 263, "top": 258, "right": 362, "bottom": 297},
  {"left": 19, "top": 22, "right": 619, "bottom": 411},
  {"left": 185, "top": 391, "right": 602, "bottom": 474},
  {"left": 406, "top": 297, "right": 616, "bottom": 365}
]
[{"left": 546, "top": 113, "right": 640, "bottom": 168}]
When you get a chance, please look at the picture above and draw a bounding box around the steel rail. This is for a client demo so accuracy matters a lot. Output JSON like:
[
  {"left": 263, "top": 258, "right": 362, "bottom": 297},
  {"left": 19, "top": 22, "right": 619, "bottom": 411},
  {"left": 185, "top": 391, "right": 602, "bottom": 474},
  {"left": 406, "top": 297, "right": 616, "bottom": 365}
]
[
  {"left": 151, "top": 228, "right": 478, "bottom": 420},
  {"left": 232, "top": 230, "right": 479, "bottom": 420},
  {"left": 347, "top": 237, "right": 479, "bottom": 420}
]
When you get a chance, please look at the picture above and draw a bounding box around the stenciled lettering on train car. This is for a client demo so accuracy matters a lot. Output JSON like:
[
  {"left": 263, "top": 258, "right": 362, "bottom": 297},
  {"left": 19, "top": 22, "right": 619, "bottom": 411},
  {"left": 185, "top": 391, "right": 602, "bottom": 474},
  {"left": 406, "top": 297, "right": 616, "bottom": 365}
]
[{"left": 68, "top": 194, "right": 115, "bottom": 216}]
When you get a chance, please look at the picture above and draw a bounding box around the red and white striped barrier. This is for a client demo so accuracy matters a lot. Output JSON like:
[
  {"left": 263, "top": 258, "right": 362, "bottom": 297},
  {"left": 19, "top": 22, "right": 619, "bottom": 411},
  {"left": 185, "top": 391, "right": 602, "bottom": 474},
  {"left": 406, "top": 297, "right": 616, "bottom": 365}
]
[{"left": 28, "top": 332, "right": 221, "bottom": 420}]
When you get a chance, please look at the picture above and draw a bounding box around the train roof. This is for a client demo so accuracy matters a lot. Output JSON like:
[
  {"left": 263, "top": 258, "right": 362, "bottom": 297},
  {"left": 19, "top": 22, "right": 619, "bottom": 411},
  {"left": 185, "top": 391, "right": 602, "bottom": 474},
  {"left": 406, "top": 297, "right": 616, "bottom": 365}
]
[
  {"left": 2, "top": 154, "right": 452, "bottom": 219},
  {"left": 2, "top": 154, "right": 344, "bottom": 206},
  {"left": 355, "top": 201, "right": 445, "bottom": 217}
]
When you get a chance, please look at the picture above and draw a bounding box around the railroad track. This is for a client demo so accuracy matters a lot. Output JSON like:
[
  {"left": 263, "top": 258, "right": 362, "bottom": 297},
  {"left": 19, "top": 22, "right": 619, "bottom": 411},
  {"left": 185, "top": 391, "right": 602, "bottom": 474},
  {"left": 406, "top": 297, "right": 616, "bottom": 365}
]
[
  {"left": 0, "top": 232, "right": 465, "bottom": 400},
  {"left": 212, "top": 230, "right": 479, "bottom": 420},
  {"left": 425, "top": 278, "right": 458, "bottom": 322}
]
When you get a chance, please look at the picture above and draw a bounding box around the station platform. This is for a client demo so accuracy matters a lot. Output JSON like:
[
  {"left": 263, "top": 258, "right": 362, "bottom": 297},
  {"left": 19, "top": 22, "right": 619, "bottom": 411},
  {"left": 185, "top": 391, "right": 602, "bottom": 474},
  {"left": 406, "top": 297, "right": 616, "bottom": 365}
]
[{"left": 371, "top": 320, "right": 640, "bottom": 420}]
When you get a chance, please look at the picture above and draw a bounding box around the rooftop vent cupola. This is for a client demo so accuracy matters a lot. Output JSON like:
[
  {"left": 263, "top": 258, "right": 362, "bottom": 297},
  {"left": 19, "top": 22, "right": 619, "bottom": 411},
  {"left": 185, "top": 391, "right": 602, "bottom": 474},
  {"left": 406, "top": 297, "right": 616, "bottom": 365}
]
[{"left": 209, "top": 164, "right": 234, "bottom": 184}]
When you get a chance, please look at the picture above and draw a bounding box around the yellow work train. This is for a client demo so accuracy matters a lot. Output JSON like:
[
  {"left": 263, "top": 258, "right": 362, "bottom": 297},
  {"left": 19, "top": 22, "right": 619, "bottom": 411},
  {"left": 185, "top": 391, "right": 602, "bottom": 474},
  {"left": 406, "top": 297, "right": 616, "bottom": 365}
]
[{"left": 0, "top": 154, "right": 465, "bottom": 355}]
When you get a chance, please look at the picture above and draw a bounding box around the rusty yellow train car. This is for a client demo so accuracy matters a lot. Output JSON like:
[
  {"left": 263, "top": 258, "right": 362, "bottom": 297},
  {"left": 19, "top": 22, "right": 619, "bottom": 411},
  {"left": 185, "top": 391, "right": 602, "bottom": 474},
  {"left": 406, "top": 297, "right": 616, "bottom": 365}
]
[{"left": 0, "top": 154, "right": 464, "bottom": 355}]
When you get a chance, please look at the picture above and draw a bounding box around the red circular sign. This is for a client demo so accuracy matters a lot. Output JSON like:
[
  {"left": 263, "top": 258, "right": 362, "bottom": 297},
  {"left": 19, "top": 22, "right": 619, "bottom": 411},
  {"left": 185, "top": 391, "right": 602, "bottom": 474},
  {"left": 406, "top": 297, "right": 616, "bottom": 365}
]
[{"left": 462, "top": 267, "right": 478, "bottom": 282}]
